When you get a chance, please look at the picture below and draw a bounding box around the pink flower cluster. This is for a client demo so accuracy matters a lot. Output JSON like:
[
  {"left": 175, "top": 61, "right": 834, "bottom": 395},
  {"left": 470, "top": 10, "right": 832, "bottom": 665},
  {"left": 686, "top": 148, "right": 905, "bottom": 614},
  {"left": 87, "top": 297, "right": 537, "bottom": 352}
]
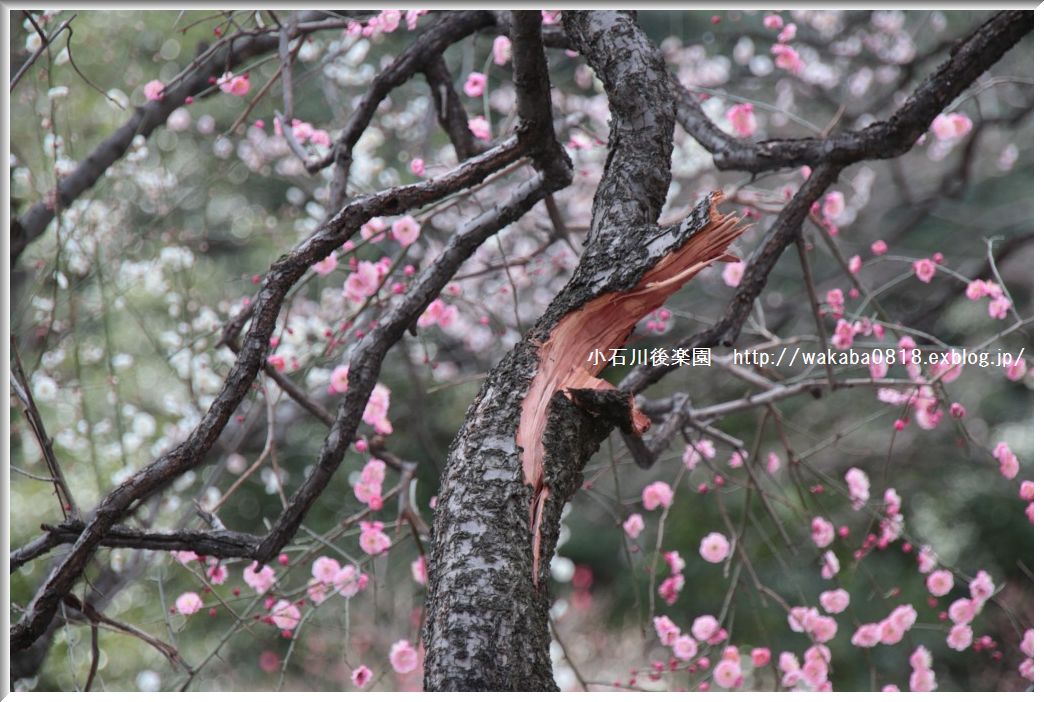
[
  {"left": 966, "top": 278, "right": 1013, "bottom": 319},
  {"left": 850, "top": 603, "right": 918, "bottom": 648},
  {"left": 308, "top": 555, "right": 369, "bottom": 603},
  {"left": 908, "top": 645, "right": 938, "bottom": 692},
  {"left": 353, "top": 458, "right": 386, "bottom": 510},
  {"left": 779, "top": 645, "right": 832, "bottom": 690},
  {"left": 418, "top": 298, "right": 459, "bottom": 329},
  {"left": 993, "top": 441, "right": 1020, "bottom": 480},
  {"left": 1020, "top": 480, "right": 1034, "bottom": 525},
  {"left": 1019, "top": 629, "right": 1034, "bottom": 682},
  {"left": 362, "top": 383, "right": 393, "bottom": 435},
  {"left": 343, "top": 259, "right": 384, "bottom": 304},
  {"left": 682, "top": 439, "right": 715, "bottom": 468},
  {"left": 346, "top": 10, "right": 428, "bottom": 38}
]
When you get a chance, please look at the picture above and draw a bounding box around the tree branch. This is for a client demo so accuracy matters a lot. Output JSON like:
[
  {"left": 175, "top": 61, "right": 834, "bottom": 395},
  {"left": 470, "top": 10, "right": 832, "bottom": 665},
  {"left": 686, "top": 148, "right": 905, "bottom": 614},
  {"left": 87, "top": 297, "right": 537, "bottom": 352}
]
[
  {"left": 674, "top": 10, "right": 1032, "bottom": 174},
  {"left": 12, "top": 10, "right": 342, "bottom": 264},
  {"left": 11, "top": 136, "right": 530, "bottom": 652}
]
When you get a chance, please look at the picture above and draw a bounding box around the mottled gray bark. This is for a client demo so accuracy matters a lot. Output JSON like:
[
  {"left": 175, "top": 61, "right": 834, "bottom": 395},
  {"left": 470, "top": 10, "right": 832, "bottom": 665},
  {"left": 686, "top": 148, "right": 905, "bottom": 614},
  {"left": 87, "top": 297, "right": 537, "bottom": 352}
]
[{"left": 422, "top": 11, "right": 741, "bottom": 690}]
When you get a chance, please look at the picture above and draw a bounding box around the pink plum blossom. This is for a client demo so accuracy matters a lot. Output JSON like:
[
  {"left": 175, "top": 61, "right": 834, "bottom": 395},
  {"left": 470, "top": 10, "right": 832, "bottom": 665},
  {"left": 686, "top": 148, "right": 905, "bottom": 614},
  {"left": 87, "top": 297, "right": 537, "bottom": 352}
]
[
  {"left": 948, "top": 598, "right": 977, "bottom": 625},
  {"left": 363, "top": 383, "right": 393, "bottom": 434},
  {"left": 751, "top": 647, "right": 771, "bottom": 667},
  {"left": 820, "top": 550, "right": 840, "bottom": 579},
  {"left": 312, "top": 252, "right": 338, "bottom": 276},
  {"left": 343, "top": 261, "right": 381, "bottom": 303},
  {"left": 912, "top": 258, "right": 936, "bottom": 283},
  {"left": 389, "top": 639, "right": 419, "bottom": 674},
  {"left": 175, "top": 592, "right": 203, "bottom": 615},
  {"left": 359, "top": 520, "right": 391, "bottom": 555},
  {"left": 658, "top": 573, "right": 684, "bottom": 604},
  {"left": 492, "top": 35, "right": 512, "bottom": 65},
  {"left": 988, "top": 296, "right": 1012, "bottom": 319},
  {"left": 831, "top": 319, "right": 854, "bottom": 350},
  {"left": 993, "top": 441, "right": 1020, "bottom": 480},
  {"left": 329, "top": 364, "right": 350, "bottom": 393},
  {"left": 692, "top": 614, "right": 720, "bottom": 642},
  {"left": 910, "top": 667, "right": 938, "bottom": 692},
  {"left": 410, "top": 158, "right": 425, "bottom": 176},
  {"left": 845, "top": 467, "right": 870, "bottom": 509},
  {"left": 672, "top": 634, "right": 698, "bottom": 660},
  {"left": 819, "top": 588, "right": 850, "bottom": 614},
  {"left": 217, "top": 71, "right": 251, "bottom": 96},
  {"left": 392, "top": 215, "right": 421, "bottom": 248},
  {"left": 463, "top": 72, "right": 487, "bottom": 98},
  {"left": 772, "top": 44, "right": 804, "bottom": 73},
  {"left": 243, "top": 562, "right": 276, "bottom": 594},
  {"left": 947, "top": 623, "right": 973, "bottom": 651},
  {"left": 683, "top": 439, "right": 715, "bottom": 468},
  {"left": 810, "top": 516, "right": 835, "bottom": 548},
  {"left": 970, "top": 570, "right": 995, "bottom": 601},
  {"left": 642, "top": 481, "right": 674, "bottom": 510},
  {"left": 311, "top": 556, "right": 340, "bottom": 584},
  {"left": 622, "top": 513, "right": 644, "bottom": 539},
  {"left": 417, "top": 298, "right": 459, "bottom": 329},
  {"left": 725, "top": 103, "right": 756, "bottom": 138},
  {"left": 352, "top": 665, "right": 373, "bottom": 688},
  {"left": 410, "top": 556, "right": 428, "bottom": 586},
  {"left": 926, "top": 569, "right": 954, "bottom": 597},
  {"left": 663, "top": 550, "right": 685, "bottom": 575},
  {"left": 654, "top": 615, "right": 681, "bottom": 645},
  {"left": 699, "top": 532, "right": 731, "bottom": 564},
  {"left": 270, "top": 599, "right": 301, "bottom": 630},
  {"left": 722, "top": 261, "right": 745, "bottom": 287},
  {"left": 1020, "top": 481, "right": 1034, "bottom": 501},
  {"left": 334, "top": 564, "right": 367, "bottom": 598},
  {"left": 765, "top": 451, "right": 781, "bottom": 474},
  {"left": 822, "top": 191, "right": 845, "bottom": 220},
  {"left": 851, "top": 623, "right": 882, "bottom": 647},
  {"left": 1021, "top": 628, "right": 1034, "bottom": 658},
  {"left": 143, "top": 80, "right": 165, "bottom": 101},
  {"left": 930, "top": 112, "right": 973, "bottom": 141},
  {"left": 713, "top": 658, "right": 743, "bottom": 689},
  {"left": 468, "top": 116, "right": 491, "bottom": 140},
  {"left": 763, "top": 14, "right": 784, "bottom": 30}
]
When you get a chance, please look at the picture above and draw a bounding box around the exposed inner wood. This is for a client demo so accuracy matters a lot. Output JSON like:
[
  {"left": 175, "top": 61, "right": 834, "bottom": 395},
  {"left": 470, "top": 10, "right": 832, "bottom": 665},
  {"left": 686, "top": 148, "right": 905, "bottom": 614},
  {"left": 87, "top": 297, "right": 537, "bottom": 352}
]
[{"left": 517, "top": 193, "right": 746, "bottom": 582}]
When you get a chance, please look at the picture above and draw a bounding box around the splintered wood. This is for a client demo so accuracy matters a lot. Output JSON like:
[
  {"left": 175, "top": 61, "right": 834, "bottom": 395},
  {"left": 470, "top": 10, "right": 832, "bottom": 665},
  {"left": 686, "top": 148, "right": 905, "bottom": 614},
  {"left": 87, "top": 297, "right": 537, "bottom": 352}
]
[{"left": 517, "top": 193, "right": 746, "bottom": 583}]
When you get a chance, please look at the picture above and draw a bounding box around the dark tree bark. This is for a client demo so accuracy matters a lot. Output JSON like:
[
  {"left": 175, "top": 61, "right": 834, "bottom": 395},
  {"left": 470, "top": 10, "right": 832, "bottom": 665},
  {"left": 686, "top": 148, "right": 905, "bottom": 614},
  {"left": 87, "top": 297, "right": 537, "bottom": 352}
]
[{"left": 422, "top": 11, "right": 744, "bottom": 690}]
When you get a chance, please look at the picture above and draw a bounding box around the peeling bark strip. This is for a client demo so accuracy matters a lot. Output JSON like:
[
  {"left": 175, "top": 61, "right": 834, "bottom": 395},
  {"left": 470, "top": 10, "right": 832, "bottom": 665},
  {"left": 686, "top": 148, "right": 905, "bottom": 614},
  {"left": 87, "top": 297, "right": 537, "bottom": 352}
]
[
  {"left": 424, "top": 11, "right": 744, "bottom": 691},
  {"left": 519, "top": 195, "right": 744, "bottom": 582}
]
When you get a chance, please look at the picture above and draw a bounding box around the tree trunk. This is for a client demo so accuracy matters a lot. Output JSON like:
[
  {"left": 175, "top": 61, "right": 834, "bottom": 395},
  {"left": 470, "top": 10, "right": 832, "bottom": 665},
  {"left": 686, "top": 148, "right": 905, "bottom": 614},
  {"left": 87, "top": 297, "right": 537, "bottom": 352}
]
[{"left": 423, "top": 11, "right": 745, "bottom": 690}]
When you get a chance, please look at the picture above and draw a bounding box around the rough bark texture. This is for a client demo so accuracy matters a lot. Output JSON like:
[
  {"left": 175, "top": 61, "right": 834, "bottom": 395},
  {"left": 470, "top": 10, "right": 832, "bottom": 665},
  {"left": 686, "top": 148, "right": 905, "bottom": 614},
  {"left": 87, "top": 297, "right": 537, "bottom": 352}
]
[{"left": 422, "top": 11, "right": 744, "bottom": 690}]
